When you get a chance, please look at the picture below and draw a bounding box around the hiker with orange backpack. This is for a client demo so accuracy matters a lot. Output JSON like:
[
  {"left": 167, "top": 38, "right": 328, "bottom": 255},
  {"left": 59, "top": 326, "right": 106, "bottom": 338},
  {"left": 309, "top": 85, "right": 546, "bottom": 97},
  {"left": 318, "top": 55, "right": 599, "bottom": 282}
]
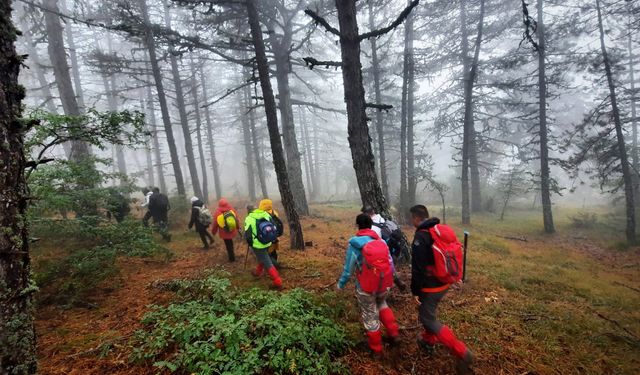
[
  {"left": 409, "top": 205, "right": 474, "bottom": 374},
  {"left": 244, "top": 205, "right": 283, "bottom": 290},
  {"left": 337, "top": 214, "right": 399, "bottom": 355},
  {"left": 258, "top": 199, "right": 284, "bottom": 267},
  {"left": 211, "top": 198, "right": 239, "bottom": 262}
]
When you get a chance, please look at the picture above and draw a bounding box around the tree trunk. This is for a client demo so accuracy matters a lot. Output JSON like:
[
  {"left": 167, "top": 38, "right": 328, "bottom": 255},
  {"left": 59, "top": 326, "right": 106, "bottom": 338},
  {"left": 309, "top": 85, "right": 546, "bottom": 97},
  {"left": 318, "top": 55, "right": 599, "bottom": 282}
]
[
  {"left": 300, "top": 108, "right": 317, "bottom": 200},
  {"left": 335, "top": 0, "right": 389, "bottom": 217},
  {"left": 240, "top": 83, "right": 257, "bottom": 201},
  {"left": 273, "top": 46, "right": 309, "bottom": 215},
  {"left": 400, "top": 22, "right": 409, "bottom": 219},
  {"left": 0, "top": 2, "right": 37, "bottom": 372},
  {"left": 368, "top": 2, "right": 389, "bottom": 202},
  {"left": 406, "top": 5, "right": 417, "bottom": 208},
  {"left": 60, "top": 0, "right": 85, "bottom": 112},
  {"left": 247, "top": 85, "right": 269, "bottom": 198},
  {"left": 43, "top": 0, "right": 91, "bottom": 161},
  {"left": 142, "top": 96, "right": 155, "bottom": 187},
  {"left": 145, "top": 67, "right": 167, "bottom": 193},
  {"left": 537, "top": 0, "right": 555, "bottom": 233},
  {"left": 247, "top": 0, "right": 304, "bottom": 249},
  {"left": 628, "top": 11, "right": 639, "bottom": 201},
  {"left": 162, "top": 1, "right": 201, "bottom": 199},
  {"left": 199, "top": 65, "right": 222, "bottom": 201},
  {"left": 596, "top": 0, "right": 636, "bottom": 243},
  {"left": 140, "top": 0, "right": 185, "bottom": 196},
  {"left": 190, "top": 59, "right": 209, "bottom": 203},
  {"left": 311, "top": 114, "right": 321, "bottom": 198}
]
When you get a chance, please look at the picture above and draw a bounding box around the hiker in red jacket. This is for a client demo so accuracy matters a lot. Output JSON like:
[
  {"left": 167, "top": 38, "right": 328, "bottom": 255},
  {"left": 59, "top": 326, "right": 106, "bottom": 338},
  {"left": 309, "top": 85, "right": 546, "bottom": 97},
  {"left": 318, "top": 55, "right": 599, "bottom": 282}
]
[
  {"left": 211, "top": 198, "right": 239, "bottom": 262},
  {"left": 337, "top": 214, "right": 399, "bottom": 355},
  {"left": 410, "top": 204, "right": 474, "bottom": 374}
]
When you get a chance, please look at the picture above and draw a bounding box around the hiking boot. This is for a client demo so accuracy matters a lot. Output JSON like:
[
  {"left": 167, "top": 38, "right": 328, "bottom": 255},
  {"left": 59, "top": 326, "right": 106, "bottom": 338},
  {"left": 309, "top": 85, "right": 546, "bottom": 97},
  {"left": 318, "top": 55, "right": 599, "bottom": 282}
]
[
  {"left": 417, "top": 339, "right": 435, "bottom": 355},
  {"left": 455, "top": 350, "right": 474, "bottom": 375}
]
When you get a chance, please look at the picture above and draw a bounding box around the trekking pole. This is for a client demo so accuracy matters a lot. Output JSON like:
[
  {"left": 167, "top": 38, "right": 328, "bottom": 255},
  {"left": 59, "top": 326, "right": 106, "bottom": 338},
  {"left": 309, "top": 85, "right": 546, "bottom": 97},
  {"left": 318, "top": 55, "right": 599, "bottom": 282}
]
[{"left": 462, "top": 231, "right": 469, "bottom": 282}]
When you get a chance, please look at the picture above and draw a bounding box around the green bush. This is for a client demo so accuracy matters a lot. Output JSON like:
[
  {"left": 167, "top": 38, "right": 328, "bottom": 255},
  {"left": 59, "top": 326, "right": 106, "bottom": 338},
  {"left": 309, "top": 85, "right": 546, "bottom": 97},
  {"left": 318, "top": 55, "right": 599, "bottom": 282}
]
[
  {"left": 34, "top": 219, "right": 172, "bottom": 306},
  {"left": 131, "top": 275, "right": 350, "bottom": 375}
]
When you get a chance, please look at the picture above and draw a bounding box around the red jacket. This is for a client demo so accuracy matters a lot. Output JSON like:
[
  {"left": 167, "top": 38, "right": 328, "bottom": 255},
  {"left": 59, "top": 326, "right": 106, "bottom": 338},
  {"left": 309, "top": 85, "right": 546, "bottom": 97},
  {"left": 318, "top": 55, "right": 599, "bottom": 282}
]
[{"left": 211, "top": 199, "right": 239, "bottom": 240}]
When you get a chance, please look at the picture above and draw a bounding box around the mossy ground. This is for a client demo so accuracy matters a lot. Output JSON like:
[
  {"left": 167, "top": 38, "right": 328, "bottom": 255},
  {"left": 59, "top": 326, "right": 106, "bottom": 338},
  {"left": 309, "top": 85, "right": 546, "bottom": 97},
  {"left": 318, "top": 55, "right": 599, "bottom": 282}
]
[{"left": 32, "top": 203, "right": 640, "bottom": 374}]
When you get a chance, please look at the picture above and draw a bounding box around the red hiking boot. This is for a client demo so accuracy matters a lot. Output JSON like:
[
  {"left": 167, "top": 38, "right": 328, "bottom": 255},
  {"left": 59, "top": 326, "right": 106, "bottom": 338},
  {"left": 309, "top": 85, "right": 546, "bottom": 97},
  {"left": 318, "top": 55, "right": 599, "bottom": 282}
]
[
  {"left": 366, "top": 330, "right": 383, "bottom": 354},
  {"left": 379, "top": 307, "right": 399, "bottom": 344},
  {"left": 252, "top": 264, "right": 264, "bottom": 278},
  {"left": 267, "top": 266, "right": 282, "bottom": 290}
]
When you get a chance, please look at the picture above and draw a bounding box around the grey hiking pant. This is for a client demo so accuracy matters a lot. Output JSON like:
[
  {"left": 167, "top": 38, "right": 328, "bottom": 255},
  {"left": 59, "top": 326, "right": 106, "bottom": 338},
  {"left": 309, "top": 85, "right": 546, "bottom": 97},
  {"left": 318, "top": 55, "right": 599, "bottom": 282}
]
[
  {"left": 252, "top": 247, "right": 274, "bottom": 269},
  {"left": 355, "top": 288, "right": 390, "bottom": 332},
  {"left": 418, "top": 289, "right": 448, "bottom": 334}
]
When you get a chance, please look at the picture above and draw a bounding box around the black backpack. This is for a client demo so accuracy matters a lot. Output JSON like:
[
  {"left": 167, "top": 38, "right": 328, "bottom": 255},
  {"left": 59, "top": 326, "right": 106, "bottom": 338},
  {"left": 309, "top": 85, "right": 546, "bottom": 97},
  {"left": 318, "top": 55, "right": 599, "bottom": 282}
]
[
  {"left": 272, "top": 215, "right": 284, "bottom": 237},
  {"left": 150, "top": 193, "right": 170, "bottom": 211}
]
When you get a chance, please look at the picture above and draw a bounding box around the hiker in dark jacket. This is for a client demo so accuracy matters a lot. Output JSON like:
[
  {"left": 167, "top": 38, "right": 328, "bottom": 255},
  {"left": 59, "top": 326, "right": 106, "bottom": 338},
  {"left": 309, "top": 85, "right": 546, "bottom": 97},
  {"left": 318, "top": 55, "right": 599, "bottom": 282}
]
[
  {"left": 148, "top": 187, "right": 171, "bottom": 242},
  {"left": 189, "top": 197, "right": 214, "bottom": 249},
  {"left": 410, "top": 204, "right": 473, "bottom": 374}
]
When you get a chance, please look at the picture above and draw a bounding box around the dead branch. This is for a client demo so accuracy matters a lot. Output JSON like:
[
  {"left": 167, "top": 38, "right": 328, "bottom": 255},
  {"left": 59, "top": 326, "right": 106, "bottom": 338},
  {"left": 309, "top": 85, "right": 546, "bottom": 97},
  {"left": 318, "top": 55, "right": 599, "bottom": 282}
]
[
  {"left": 496, "top": 235, "right": 528, "bottom": 242},
  {"left": 320, "top": 280, "right": 336, "bottom": 289},
  {"left": 303, "top": 57, "right": 342, "bottom": 70},
  {"left": 358, "top": 0, "right": 420, "bottom": 41},
  {"left": 589, "top": 307, "right": 639, "bottom": 339},
  {"left": 365, "top": 102, "right": 393, "bottom": 111},
  {"left": 613, "top": 281, "right": 640, "bottom": 294},
  {"left": 304, "top": 9, "right": 341, "bottom": 36}
]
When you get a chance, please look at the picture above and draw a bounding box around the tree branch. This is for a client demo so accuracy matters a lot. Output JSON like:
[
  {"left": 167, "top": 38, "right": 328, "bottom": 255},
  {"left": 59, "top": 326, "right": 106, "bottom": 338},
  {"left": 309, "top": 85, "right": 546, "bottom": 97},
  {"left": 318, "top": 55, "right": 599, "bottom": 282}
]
[
  {"left": 303, "top": 57, "right": 342, "bottom": 70},
  {"left": 304, "top": 9, "right": 341, "bottom": 36},
  {"left": 366, "top": 102, "right": 393, "bottom": 111},
  {"left": 358, "top": 0, "right": 420, "bottom": 41}
]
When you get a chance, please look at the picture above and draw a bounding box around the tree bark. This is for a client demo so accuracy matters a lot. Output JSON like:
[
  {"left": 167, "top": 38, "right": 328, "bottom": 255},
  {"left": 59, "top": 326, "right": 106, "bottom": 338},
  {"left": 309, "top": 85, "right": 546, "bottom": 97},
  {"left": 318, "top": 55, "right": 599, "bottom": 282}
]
[
  {"left": 536, "top": 0, "right": 555, "bottom": 233},
  {"left": 272, "top": 34, "right": 309, "bottom": 215},
  {"left": 199, "top": 65, "right": 222, "bottom": 201},
  {"left": 145, "top": 65, "right": 167, "bottom": 193},
  {"left": 240, "top": 82, "right": 257, "bottom": 201},
  {"left": 60, "top": 0, "right": 85, "bottom": 112},
  {"left": 247, "top": 0, "right": 304, "bottom": 249},
  {"left": 406, "top": 5, "right": 417, "bottom": 208},
  {"left": 162, "top": 1, "right": 202, "bottom": 199},
  {"left": 0, "top": 2, "right": 37, "bottom": 372},
  {"left": 140, "top": 0, "right": 185, "bottom": 196},
  {"left": 299, "top": 108, "right": 316, "bottom": 200},
  {"left": 190, "top": 59, "right": 209, "bottom": 203},
  {"left": 368, "top": 1, "right": 389, "bottom": 202},
  {"left": 246, "top": 82, "right": 269, "bottom": 198},
  {"left": 628, "top": 10, "right": 639, "bottom": 201},
  {"left": 334, "top": 0, "right": 389, "bottom": 217},
  {"left": 43, "top": 0, "right": 91, "bottom": 162},
  {"left": 596, "top": 0, "right": 635, "bottom": 243},
  {"left": 140, "top": 98, "right": 155, "bottom": 188},
  {"left": 400, "top": 21, "right": 409, "bottom": 219}
]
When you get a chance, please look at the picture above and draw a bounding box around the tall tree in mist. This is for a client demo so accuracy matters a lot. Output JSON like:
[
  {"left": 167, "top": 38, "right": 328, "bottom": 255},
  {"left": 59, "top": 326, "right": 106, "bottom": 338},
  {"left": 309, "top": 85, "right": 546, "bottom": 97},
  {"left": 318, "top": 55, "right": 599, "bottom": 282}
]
[
  {"left": 264, "top": 0, "right": 309, "bottom": 215},
  {"left": 306, "top": 0, "right": 419, "bottom": 217},
  {"left": 247, "top": 0, "right": 304, "bottom": 249},
  {"left": 139, "top": 0, "right": 186, "bottom": 196},
  {"left": 0, "top": 2, "right": 37, "bottom": 372},
  {"left": 189, "top": 58, "right": 209, "bottom": 202},
  {"left": 43, "top": 0, "right": 91, "bottom": 162},
  {"left": 200, "top": 65, "right": 222, "bottom": 201}
]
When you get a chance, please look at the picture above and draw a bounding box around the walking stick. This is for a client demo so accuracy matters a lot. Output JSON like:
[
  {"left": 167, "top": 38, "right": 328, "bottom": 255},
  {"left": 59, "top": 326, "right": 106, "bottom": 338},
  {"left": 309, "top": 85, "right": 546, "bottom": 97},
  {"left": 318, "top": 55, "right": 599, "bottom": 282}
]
[
  {"left": 243, "top": 244, "right": 250, "bottom": 269},
  {"left": 462, "top": 231, "right": 469, "bottom": 282}
]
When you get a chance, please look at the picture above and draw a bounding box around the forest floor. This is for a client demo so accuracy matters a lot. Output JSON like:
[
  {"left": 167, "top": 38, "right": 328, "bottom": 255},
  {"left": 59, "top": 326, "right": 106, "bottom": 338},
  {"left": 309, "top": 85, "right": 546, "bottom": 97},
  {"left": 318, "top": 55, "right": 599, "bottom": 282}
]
[{"left": 33, "top": 203, "right": 640, "bottom": 375}]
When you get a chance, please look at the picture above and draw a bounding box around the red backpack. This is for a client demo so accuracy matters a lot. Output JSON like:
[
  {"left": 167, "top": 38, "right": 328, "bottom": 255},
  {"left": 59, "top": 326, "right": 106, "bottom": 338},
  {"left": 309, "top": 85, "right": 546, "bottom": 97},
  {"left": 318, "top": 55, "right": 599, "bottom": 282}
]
[
  {"left": 357, "top": 240, "right": 394, "bottom": 293},
  {"left": 426, "top": 224, "right": 464, "bottom": 284}
]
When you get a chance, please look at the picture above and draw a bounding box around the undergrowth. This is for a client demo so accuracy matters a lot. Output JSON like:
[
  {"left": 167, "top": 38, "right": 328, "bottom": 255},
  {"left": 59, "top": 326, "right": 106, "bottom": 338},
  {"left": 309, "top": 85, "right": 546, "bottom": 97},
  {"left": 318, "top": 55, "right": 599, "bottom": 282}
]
[
  {"left": 33, "top": 218, "right": 172, "bottom": 306},
  {"left": 130, "top": 273, "right": 350, "bottom": 375}
]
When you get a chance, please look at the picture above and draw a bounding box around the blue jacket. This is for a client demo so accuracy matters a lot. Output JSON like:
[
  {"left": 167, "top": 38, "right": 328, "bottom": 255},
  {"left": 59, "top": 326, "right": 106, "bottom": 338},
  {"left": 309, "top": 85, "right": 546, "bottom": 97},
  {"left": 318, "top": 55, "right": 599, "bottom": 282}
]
[{"left": 338, "top": 229, "right": 394, "bottom": 289}]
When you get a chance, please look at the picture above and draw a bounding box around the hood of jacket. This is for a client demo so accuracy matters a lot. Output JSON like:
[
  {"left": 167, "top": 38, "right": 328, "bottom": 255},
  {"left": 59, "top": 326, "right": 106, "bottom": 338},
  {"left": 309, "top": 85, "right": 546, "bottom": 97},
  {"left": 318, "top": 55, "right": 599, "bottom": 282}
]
[
  {"left": 191, "top": 199, "right": 204, "bottom": 207},
  {"left": 258, "top": 199, "right": 273, "bottom": 212},
  {"left": 416, "top": 217, "right": 441, "bottom": 231},
  {"left": 218, "top": 198, "right": 232, "bottom": 211},
  {"left": 349, "top": 229, "right": 380, "bottom": 249}
]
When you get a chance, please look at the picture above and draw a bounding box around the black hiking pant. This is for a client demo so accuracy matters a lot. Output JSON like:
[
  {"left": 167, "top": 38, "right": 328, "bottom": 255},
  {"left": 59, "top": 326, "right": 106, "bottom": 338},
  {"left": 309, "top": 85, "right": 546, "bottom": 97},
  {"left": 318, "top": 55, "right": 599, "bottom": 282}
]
[
  {"left": 224, "top": 239, "right": 236, "bottom": 262},
  {"left": 196, "top": 225, "right": 214, "bottom": 249}
]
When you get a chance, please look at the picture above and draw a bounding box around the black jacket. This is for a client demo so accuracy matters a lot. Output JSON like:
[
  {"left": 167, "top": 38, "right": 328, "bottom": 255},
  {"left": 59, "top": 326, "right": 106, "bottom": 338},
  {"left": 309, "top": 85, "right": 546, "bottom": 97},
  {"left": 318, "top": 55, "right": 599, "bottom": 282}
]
[
  {"left": 411, "top": 218, "right": 447, "bottom": 295},
  {"left": 189, "top": 200, "right": 206, "bottom": 230}
]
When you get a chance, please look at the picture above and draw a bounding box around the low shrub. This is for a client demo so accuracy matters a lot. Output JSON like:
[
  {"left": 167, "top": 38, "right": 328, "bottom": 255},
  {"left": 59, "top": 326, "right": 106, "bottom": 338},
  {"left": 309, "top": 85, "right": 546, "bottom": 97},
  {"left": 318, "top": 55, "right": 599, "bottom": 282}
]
[
  {"left": 569, "top": 211, "right": 598, "bottom": 228},
  {"left": 34, "top": 219, "right": 172, "bottom": 306},
  {"left": 131, "top": 275, "right": 350, "bottom": 375}
]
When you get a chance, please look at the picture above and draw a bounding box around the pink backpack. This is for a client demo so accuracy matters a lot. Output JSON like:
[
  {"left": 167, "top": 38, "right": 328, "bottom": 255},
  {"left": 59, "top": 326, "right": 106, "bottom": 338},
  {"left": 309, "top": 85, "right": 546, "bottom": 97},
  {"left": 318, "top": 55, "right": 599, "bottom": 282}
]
[{"left": 357, "top": 240, "right": 394, "bottom": 293}]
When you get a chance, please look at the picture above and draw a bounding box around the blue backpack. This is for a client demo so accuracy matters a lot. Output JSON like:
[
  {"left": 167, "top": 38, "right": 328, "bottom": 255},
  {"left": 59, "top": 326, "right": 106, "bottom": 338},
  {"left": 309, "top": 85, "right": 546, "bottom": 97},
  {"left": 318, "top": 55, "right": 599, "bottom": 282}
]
[{"left": 256, "top": 218, "right": 278, "bottom": 244}]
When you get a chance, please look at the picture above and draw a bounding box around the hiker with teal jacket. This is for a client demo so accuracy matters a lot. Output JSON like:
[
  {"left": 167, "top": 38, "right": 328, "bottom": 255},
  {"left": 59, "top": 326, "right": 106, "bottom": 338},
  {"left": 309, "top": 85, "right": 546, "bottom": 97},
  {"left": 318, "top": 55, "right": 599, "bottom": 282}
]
[
  {"left": 337, "top": 214, "right": 399, "bottom": 355},
  {"left": 244, "top": 206, "right": 283, "bottom": 290}
]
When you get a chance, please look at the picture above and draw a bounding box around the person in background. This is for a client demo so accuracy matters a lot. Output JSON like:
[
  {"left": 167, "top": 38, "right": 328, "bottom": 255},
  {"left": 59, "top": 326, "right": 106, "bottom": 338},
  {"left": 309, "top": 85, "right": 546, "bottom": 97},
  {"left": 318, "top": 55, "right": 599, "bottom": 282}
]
[
  {"left": 148, "top": 187, "right": 171, "bottom": 242},
  {"left": 258, "top": 199, "right": 283, "bottom": 267},
  {"left": 244, "top": 203, "right": 283, "bottom": 290},
  {"left": 410, "top": 204, "right": 473, "bottom": 374},
  {"left": 337, "top": 213, "right": 399, "bottom": 355},
  {"left": 141, "top": 187, "right": 154, "bottom": 227},
  {"left": 188, "top": 196, "right": 214, "bottom": 249},
  {"left": 211, "top": 198, "right": 239, "bottom": 262}
]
